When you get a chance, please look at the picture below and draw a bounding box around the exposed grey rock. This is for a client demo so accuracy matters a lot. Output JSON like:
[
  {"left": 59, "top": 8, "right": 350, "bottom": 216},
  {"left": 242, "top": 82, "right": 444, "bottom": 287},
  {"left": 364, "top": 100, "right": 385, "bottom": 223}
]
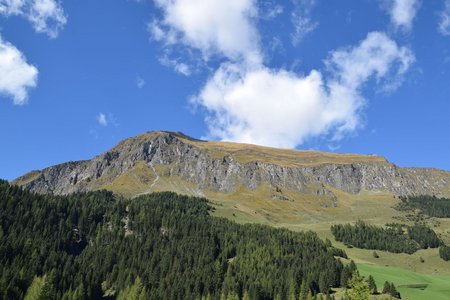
[{"left": 12, "top": 131, "right": 450, "bottom": 198}]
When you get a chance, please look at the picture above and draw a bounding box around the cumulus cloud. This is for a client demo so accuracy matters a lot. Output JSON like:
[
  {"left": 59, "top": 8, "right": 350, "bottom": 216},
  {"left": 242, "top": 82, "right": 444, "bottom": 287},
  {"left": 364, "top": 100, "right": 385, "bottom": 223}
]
[
  {"left": 149, "top": 1, "right": 414, "bottom": 148},
  {"left": 194, "top": 32, "right": 414, "bottom": 148},
  {"left": 97, "top": 113, "right": 108, "bottom": 126},
  {"left": 150, "top": 0, "right": 261, "bottom": 66},
  {"left": 0, "top": 0, "right": 67, "bottom": 38},
  {"left": 382, "top": 0, "right": 420, "bottom": 31},
  {"left": 0, "top": 36, "right": 38, "bottom": 105},
  {"left": 439, "top": 0, "right": 450, "bottom": 36}
]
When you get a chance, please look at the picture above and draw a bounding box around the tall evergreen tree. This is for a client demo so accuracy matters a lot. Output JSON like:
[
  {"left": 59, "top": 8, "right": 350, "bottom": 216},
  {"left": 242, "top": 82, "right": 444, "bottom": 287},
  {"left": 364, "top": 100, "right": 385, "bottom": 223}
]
[
  {"left": 347, "top": 272, "right": 370, "bottom": 300},
  {"left": 366, "top": 275, "right": 377, "bottom": 295},
  {"left": 299, "top": 280, "right": 309, "bottom": 300}
]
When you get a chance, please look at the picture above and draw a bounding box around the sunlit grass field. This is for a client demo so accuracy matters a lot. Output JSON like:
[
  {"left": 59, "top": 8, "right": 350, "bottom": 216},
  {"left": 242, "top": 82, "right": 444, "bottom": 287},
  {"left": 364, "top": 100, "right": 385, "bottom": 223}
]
[{"left": 358, "top": 263, "right": 450, "bottom": 300}]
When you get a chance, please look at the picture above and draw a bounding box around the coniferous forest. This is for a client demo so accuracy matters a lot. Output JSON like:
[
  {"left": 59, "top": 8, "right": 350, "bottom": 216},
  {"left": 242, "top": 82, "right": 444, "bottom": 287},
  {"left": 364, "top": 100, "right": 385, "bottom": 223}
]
[
  {"left": 0, "top": 180, "right": 350, "bottom": 300},
  {"left": 331, "top": 221, "right": 442, "bottom": 254},
  {"left": 398, "top": 195, "right": 450, "bottom": 218}
]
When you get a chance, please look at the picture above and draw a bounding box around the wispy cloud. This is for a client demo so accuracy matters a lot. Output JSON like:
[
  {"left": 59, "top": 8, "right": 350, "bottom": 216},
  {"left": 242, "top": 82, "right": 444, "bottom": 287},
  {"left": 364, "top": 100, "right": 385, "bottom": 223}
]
[
  {"left": 0, "top": 36, "right": 38, "bottom": 105},
  {"left": 291, "top": 0, "right": 318, "bottom": 46},
  {"left": 291, "top": 14, "right": 317, "bottom": 46},
  {"left": 158, "top": 55, "right": 191, "bottom": 76},
  {"left": 97, "top": 112, "right": 108, "bottom": 127},
  {"left": 0, "top": 0, "right": 67, "bottom": 38},
  {"left": 439, "top": 0, "right": 450, "bottom": 36},
  {"left": 259, "top": 1, "right": 283, "bottom": 20},
  {"left": 136, "top": 76, "right": 146, "bottom": 88}
]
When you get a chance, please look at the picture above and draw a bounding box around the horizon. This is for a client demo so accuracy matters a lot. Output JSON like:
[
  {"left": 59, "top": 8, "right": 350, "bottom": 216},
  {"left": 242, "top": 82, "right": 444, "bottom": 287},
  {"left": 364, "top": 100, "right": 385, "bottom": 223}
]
[{"left": 1, "top": 0, "right": 450, "bottom": 180}]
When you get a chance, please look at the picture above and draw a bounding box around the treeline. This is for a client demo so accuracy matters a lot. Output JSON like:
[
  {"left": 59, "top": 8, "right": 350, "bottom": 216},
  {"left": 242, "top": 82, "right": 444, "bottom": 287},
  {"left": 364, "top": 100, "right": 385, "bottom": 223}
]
[
  {"left": 331, "top": 221, "right": 441, "bottom": 254},
  {"left": 0, "top": 180, "right": 350, "bottom": 300},
  {"left": 398, "top": 195, "right": 450, "bottom": 218}
]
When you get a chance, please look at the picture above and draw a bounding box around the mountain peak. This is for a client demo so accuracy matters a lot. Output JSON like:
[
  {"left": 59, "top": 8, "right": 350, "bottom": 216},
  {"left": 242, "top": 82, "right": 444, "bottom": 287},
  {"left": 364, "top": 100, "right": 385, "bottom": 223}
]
[{"left": 12, "top": 130, "right": 450, "bottom": 199}]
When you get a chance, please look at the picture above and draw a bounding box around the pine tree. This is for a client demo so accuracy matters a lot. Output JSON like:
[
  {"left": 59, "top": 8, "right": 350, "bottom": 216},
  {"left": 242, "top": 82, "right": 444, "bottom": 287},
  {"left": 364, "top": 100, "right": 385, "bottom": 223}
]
[
  {"left": 299, "top": 280, "right": 309, "bottom": 300},
  {"left": 382, "top": 281, "right": 390, "bottom": 294},
  {"left": 319, "top": 272, "right": 331, "bottom": 294},
  {"left": 389, "top": 283, "right": 400, "bottom": 298},
  {"left": 341, "top": 266, "right": 352, "bottom": 287},
  {"left": 242, "top": 290, "right": 251, "bottom": 300},
  {"left": 24, "top": 275, "right": 46, "bottom": 300},
  {"left": 347, "top": 272, "right": 370, "bottom": 300},
  {"left": 366, "top": 275, "right": 377, "bottom": 294},
  {"left": 288, "top": 275, "right": 297, "bottom": 300},
  {"left": 38, "top": 270, "right": 57, "bottom": 300}
]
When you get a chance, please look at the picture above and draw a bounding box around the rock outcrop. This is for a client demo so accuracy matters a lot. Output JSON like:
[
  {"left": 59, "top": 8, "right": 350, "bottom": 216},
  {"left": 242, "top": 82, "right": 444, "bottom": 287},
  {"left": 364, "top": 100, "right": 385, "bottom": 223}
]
[{"left": 13, "top": 131, "right": 450, "bottom": 198}]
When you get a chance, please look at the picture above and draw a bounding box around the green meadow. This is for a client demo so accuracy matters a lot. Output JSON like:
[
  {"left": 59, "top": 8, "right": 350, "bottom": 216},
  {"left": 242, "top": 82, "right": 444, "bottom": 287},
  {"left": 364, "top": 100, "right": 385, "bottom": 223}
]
[{"left": 357, "top": 263, "right": 450, "bottom": 300}]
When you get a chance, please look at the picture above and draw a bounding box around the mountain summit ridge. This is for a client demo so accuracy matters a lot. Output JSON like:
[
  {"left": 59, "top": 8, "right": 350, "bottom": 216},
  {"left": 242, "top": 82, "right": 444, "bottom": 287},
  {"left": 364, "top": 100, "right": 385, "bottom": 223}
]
[{"left": 13, "top": 130, "right": 450, "bottom": 199}]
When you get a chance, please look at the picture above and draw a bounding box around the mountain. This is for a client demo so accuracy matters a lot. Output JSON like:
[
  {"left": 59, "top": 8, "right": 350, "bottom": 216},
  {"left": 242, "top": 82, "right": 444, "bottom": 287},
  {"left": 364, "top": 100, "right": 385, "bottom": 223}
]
[
  {"left": 13, "top": 131, "right": 450, "bottom": 199},
  {"left": 10, "top": 130, "right": 450, "bottom": 283}
]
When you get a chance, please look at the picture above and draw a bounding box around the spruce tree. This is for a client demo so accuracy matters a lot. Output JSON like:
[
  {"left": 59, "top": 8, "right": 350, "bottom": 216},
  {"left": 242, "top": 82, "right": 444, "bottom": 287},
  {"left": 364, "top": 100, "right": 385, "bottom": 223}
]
[
  {"left": 347, "top": 272, "right": 370, "bottom": 300},
  {"left": 299, "top": 280, "right": 309, "bottom": 300},
  {"left": 366, "top": 275, "right": 377, "bottom": 294}
]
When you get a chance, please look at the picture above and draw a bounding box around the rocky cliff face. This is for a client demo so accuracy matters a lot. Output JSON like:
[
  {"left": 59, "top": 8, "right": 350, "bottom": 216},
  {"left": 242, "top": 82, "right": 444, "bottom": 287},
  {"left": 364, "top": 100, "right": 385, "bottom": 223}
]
[{"left": 13, "top": 131, "right": 450, "bottom": 198}]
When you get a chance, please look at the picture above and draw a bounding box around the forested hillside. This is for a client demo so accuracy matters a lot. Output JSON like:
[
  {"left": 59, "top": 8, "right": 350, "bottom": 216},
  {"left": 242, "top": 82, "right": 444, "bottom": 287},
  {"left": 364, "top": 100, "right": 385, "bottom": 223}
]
[
  {"left": 0, "top": 180, "right": 349, "bottom": 300},
  {"left": 398, "top": 195, "right": 450, "bottom": 218},
  {"left": 331, "top": 221, "right": 442, "bottom": 254}
]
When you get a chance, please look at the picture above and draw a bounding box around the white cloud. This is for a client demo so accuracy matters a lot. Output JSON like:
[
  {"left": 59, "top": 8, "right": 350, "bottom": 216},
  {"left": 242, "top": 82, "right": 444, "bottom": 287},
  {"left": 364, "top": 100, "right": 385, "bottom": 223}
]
[
  {"left": 0, "top": 0, "right": 67, "bottom": 38},
  {"left": 0, "top": 36, "right": 38, "bottom": 105},
  {"left": 97, "top": 113, "right": 108, "bottom": 126},
  {"left": 439, "top": 0, "right": 450, "bottom": 36},
  {"left": 265, "top": 4, "right": 283, "bottom": 19},
  {"left": 383, "top": 0, "right": 420, "bottom": 31},
  {"left": 194, "top": 32, "right": 414, "bottom": 148},
  {"left": 259, "top": 1, "right": 283, "bottom": 20},
  {"left": 151, "top": 0, "right": 261, "bottom": 66},
  {"left": 136, "top": 76, "right": 146, "bottom": 88},
  {"left": 158, "top": 55, "right": 191, "bottom": 76},
  {"left": 28, "top": 0, "right": 67, "bottom": 38},
  {"left": 291, "top": 0, "right": 318, "bottom": 45},
  {"left": 327, "top": 31, "right": 414, "bottom": 91},
  {"left": 0, "top": 0, "right": 24, "bottom": 15},
  {"left": 291, "top": 14, "right": 317, "bottom": 46},
  {"left": 149, "top": 1, "right": 414, "bottom": 148}
]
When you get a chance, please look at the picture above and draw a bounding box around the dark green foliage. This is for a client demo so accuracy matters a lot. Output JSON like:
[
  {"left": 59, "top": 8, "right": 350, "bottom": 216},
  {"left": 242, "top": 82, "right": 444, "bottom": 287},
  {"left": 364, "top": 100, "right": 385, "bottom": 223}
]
[
  {"left": 398, "top": 195, "right": 450, "bottom": 218},
  {"left": 331, "top": 221, "right": 441, "bottom": 254},
  {"left": 340, "top": 261, "right": 357, "bottom": 288},
  {"left": 0, "top": 181, "right": 348, "bottom": 299},
  {"left": 439, "top": 245, "right": 450, "bottom": 261},
  {"left": 382, "top": 281, "right": 401, "bottom": 298},
  {"left": 407, "top": 224, "right": 442, "bottom": 249},
  {"left": 331, "top": 221, "right": 418, "bottom": 254},
  {"left": 366, "top": 275, "right": 377, "bottom": 295}
]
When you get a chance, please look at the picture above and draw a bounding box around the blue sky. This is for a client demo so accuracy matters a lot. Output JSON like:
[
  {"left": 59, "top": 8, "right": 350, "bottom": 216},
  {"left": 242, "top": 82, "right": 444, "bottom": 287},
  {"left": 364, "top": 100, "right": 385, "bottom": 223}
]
[{"left": 0, "top": 0, "right": 449, "bottom": 180}]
